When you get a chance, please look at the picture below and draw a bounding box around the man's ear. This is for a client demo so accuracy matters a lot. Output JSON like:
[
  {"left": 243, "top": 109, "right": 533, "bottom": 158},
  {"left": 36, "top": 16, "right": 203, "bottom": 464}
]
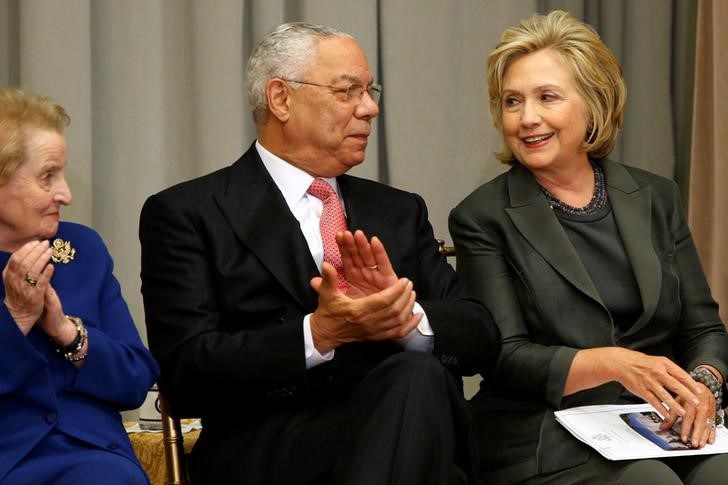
[{"left": 267, "top": 79, "right": 291, "bottom": 122}]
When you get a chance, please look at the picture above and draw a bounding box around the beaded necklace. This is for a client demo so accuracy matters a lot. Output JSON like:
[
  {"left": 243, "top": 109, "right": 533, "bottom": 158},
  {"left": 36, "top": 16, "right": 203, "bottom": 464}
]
[{"left": 539, "top": 162, "right": 607, "bottom": 216}]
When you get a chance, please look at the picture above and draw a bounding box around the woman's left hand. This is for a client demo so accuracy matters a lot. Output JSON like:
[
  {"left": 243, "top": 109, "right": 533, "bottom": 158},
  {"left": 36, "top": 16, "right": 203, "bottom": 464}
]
[
  {"left": 663, "top": 381, "right": 717, "bottom": 448},
  {"left": 39, "top": 284, "right": 77, "bottom": 347}
]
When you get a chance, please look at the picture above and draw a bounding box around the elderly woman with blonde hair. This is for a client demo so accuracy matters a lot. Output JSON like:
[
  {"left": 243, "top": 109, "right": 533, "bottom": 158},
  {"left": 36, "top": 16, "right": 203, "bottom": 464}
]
[
  {"left": 0, "top": 87, "right": 158, "bottom": 484},
  {"left": 450, "top": 10, "right": 728, "bottom": 484}
]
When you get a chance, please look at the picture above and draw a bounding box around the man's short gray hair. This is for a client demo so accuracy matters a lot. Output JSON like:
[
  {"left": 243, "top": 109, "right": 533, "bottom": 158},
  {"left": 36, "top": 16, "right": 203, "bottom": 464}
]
[{"left": 246, "top": 22, "right": 352, "bottom": 125}]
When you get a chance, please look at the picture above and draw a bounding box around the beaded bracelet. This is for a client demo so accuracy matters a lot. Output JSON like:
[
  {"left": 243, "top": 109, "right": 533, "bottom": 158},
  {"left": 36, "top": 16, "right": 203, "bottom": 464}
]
[
  {"left": 690, "top": 367, "right": 724, "bottom": 427},
  {"left": 53, "top": 316, "right": 88, "bottom": 362}
]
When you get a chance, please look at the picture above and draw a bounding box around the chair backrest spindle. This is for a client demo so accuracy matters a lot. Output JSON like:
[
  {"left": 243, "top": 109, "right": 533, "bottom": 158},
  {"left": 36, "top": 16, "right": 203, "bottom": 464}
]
[{"left": 159, "top": 394, "right": 188, "bottom": 485}]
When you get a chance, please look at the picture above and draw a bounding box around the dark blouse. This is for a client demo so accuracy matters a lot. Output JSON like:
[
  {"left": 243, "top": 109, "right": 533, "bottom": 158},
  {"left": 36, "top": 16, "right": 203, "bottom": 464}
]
[{"left": 553, "top": 199, "right": 643, "bottom": 337}]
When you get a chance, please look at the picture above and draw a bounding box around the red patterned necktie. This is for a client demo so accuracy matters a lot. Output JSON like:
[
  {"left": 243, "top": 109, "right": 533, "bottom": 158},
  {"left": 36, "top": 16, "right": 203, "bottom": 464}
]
[{"left": 307, "top": 178, "right": 349, "bottom": 290}]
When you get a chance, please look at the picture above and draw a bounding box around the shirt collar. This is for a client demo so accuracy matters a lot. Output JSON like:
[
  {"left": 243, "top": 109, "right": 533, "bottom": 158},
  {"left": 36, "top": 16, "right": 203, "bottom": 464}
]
[{"left": 256, "top": 140, "right": 341, "bottom": 212}]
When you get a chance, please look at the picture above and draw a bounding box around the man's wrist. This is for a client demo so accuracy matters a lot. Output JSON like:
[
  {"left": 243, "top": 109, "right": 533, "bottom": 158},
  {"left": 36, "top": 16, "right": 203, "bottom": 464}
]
[
  {"left": 310, "top": 313, "right": 336, "bottom": 354},
  {"left": 304, "top": 313, "right": 335, "bottom": 369}
]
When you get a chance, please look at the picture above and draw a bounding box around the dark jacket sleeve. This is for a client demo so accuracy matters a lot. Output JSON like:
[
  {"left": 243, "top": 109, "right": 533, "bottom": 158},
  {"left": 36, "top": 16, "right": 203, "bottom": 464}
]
[
  {"left": 449, "top": 195, "right": 576, "bottom": 408},
  {"left": 665, "top": 181, "right": 728, "bottom": 380},
  {"left": 140, "top": 192, "right": 307, "bottom": 416},
  {"left": 64, "top": 227, "right": 159, "bottom": 408},
  {"left": 407, "top": 193, "right": 501, "bottom": 376}
]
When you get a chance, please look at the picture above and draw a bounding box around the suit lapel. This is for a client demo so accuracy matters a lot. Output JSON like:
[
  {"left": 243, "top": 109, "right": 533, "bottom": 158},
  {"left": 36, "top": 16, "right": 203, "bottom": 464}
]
[
  {"left": 214, "top": 145, "right": 319, "bottom": 309},
  {"left": 505, "top": 160, "right": 663, "bottom": 338},
  {"left": 337, "top": 176, "right": 403, "bottom": 270},
  {"left": 602, "top": 160, "right": 662, "bottom": 336},
  {"left": 505, "top": 164, "right": 603, "bottom": 304}
]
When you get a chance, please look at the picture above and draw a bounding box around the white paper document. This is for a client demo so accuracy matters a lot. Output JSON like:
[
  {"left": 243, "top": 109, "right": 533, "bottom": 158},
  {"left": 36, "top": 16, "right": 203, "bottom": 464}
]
[{"left": 554, "top": 404, "right": 728, "bottom": 460}]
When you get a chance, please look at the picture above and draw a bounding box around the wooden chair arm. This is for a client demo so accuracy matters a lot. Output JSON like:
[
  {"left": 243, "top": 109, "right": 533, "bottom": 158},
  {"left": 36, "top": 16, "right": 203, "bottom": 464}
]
[{"left": 437, "top": 239, "right": 456, "bottom": 257}]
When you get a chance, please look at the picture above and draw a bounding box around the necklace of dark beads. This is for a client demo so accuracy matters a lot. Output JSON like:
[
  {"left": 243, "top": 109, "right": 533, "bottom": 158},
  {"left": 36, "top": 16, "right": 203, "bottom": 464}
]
[{"left": 539, "top": 162, "right": 607, "bottom": 216}]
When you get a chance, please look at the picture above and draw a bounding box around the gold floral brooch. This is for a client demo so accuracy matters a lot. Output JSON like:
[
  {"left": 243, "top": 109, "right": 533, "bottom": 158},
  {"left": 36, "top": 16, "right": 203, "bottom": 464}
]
[{"left": 51, "top": 238, "right": 76, "bottom": 264}]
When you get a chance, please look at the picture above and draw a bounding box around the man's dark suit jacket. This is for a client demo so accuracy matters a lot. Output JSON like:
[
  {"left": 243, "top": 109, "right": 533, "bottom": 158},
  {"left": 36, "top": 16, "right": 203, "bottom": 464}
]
[
  {"left": 449, "top": 159, "right": 728, "bottom": 482},
  {"left": 139, "top": 143, "right": 498, "bottom": 455}
]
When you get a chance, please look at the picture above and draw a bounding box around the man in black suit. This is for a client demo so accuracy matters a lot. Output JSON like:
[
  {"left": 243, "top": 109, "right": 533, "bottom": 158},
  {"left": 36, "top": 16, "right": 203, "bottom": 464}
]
[{"left": 140, "top": 22, "right": 499, "bottom": 485}]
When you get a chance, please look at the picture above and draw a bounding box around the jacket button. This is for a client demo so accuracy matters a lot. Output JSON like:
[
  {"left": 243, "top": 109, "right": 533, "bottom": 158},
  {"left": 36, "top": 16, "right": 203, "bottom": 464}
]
[{"left": 45, "top": 413, "right": 57, "bottom": 424}]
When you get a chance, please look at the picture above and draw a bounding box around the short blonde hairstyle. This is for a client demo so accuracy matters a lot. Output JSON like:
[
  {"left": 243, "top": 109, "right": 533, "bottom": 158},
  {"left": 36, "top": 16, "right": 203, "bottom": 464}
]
[
  {"left": 487, "top": 10, "right": 625, "bottom": 163},
  {"left": 0, "top": 87, "right": 70, "bottom": 186}
]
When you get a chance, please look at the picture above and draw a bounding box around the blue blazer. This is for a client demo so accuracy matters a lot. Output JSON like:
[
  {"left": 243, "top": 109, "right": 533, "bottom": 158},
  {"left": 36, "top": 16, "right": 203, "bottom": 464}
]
[{"left": 0, "top": 222, "right": 159, "bottom": 481}]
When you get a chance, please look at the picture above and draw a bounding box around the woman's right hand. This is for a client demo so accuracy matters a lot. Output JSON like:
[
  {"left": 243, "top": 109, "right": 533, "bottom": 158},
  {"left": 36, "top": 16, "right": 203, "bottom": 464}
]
[
  {"left": 2, "top": 240, "right": 54, "bottom": 335},
  {"left": 568, "top": 347, "right": 704, "bottom": 423},
  {"left": 606, "top": 348, "right": 703, "bottom": 423}
]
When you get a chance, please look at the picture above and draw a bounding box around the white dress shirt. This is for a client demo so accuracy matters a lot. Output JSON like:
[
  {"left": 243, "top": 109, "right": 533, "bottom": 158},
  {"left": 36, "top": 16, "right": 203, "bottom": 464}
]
[{"left": 256, "top": 141, "right": 434, "bottom": 369}]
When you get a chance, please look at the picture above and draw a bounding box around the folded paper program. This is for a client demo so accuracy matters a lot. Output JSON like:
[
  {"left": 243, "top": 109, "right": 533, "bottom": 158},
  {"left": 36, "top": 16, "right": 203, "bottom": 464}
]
[{"left": 555, "top": 404, "right": 728, "bottom": 461}]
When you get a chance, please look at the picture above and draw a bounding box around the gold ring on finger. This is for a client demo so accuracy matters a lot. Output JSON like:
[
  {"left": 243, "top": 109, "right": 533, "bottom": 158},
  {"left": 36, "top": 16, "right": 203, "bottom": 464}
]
[
  {"left": 24, "top": 274, "right": 38, "bottom": 287},
  {"left": 367, "top": 264, "right": 378, "bottom": 270}
]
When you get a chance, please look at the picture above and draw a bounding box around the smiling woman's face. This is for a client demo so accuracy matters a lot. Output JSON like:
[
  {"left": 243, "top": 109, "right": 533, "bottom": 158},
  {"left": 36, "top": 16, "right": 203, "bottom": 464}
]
[
  {"left": 0, "top": 128, "right": 72, "bottom": 251},
  {"left": 501, "top": 48, "right": 590, "bottom": 175}
]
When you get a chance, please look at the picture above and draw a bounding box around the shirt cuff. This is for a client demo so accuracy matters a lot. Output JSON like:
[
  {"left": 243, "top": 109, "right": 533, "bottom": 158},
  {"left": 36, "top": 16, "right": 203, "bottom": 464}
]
[
  {"left": 303, "top": 313, "right": 335, "bottom": 369},
  {"left": 395, "top": 302, "right": 434, "bottom": 352}
]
